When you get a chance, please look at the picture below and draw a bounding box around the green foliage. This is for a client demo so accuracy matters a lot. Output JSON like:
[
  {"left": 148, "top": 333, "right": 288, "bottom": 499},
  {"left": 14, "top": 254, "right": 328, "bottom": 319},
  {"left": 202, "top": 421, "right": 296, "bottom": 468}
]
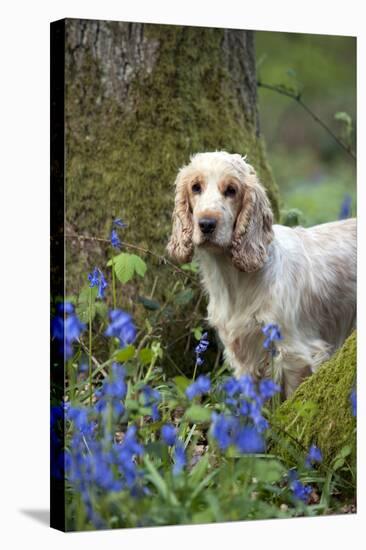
[
  {"left": 107, "top": 253, "right": 147, "bottom": 284},
  {"left": 59, "top": 239, "right": 356, "bottom": 531}
]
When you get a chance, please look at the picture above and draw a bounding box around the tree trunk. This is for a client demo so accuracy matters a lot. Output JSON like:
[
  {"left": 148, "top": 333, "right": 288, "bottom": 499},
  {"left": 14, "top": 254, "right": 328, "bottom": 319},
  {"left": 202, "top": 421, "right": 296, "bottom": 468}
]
[{"left": 64, "top": 19, "right": 279, "bottom": 292}]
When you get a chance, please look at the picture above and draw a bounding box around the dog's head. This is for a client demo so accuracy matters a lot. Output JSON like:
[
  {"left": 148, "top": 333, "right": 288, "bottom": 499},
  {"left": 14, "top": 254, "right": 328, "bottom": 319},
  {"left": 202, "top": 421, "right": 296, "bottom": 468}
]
[{"left": 167, "top": 151, "right": 274, "bottom": 272}]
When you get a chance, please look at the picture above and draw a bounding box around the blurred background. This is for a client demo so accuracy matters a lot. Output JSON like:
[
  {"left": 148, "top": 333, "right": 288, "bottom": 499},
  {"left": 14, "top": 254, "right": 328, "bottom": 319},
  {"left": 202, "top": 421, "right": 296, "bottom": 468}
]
[{"left": 256, "top": 31, "right": 356, "bottom": 225}]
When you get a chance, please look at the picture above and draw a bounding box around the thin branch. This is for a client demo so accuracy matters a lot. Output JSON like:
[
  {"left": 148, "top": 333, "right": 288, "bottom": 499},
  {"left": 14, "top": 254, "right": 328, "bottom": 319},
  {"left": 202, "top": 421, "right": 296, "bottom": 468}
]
[
  {"left": 65, "top": 233, "right": 199, "bottom": 286},
  {"left": 257, "top": 81, "right": 356, "bottom": 161}
]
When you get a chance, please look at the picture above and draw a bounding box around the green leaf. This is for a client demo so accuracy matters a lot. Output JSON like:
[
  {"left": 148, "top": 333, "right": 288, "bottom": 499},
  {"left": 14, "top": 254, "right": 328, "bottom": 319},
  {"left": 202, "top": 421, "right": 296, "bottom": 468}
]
[
  {"left": 124, "top": 398, "right": 140, "bottom": 412},
  {"left": 174, "top": 288, "right": 194, "bottom": 305},
  {"left": 192, "top": 327, "right": 203, "bottom": 340},
  {"left": 94, "top": 301, "right": 108, "bottom": 319},
  {"left": 185, "top": 405, "right": 212, "bottom": 423},
  {"left": 189, "top": 453, "right": 210, "bottom": 486},
  {"left": 76, "top": 285, "right": 98, "bottom": 323},
  {"left": 139, "top": 347, "right": 153, "bottom": 365},
  {"left": 114, "top": 345, "right": 135, "bottom": 362},
  {"left": 143, "top": 455, "right": 179, "bottom": 506},
  {"left": 251, "top": 458, "right": 286, "bottom": 483},
  {"left": 173, "top": 375, "right": 191, "bottom": 393},
  {"left": 181, "top": 260, "right": 199, "bottom": 273},
  {"left": 133, "top": 255, "right": 147, "bottom": 277},
  {"left": 137, "top": 295, "right": 160, "bottom": 310},
  {"left": 107, "top": 253, "right": 147, "bottom": 284}
]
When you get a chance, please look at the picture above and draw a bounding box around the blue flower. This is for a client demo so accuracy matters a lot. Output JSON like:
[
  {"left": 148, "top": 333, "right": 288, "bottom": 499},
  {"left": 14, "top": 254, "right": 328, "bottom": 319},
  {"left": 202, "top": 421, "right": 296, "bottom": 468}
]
[
  {"left": 88, "top": 267, "right": 99, "bottom": 287},
  {"left": 105, "top": 309, "right": 137, "bottom": 347},
  {"left": 259, "top": 379, "right": 281, "bottom": 401},
  {"left": 211, "top": 412, "right": 238, "bottom": 450},
  {"left": 222, "top": 377, "right": 241, "bottom": 398},
  {"left": 173, "top": 442, "right": 186, "bottom": 475},
  {"left": 113, "top": 218, "right": 128, "bottom": 228},
  {"left": 350, "top": 388, "right": 356, "bottom": 417},
  {"left": 110, "top": 229, "right": 121, "bottom": 249},
  {"left": 88, "top": 267, "right": 108, "bottom": 299},
  {"left": 141, "top": 385, "right": 161, "bottom": 421},
  {"left": 56, "top": 301, "right": 74, "bottom": 314},
  {"left": 161, "top": 424, "right": 177, "bottom": 446},
  {"left": 248, "top": 399, "right": 269, "bottom": 432},
  {"left": 97, "top": 270, "right": 108, "bottom": 299},
  {"left": 194, "top": 332, "right": 209, "bottom": 366},
  {"left": 195, "top": 332, "right": 209, "bottom": 354},
  {"left": 262, "top": 323, "right": 283, "bottom": 355},
  {"left": 94, "top": 363, "right": 126, "bottom": 418},
  {"left": 65, "top": 314, "right": 85, "bottom": 342},
  {"left": 288, "top": 469, "right": 312, "bottom": 503},
  {"left": 51, "top": 306, "right": 86, "bottom": 359},
  {"left": 339, "top": 194, "right": 352, "bottom": 220},
  {"left": 305, "top": 444, "right": 323, "bottom": 468},
  {"left": 235, "top": 425, "right": 265, "bottom": 453},
  {"left": 238, "top": 374, "right": 257, "bottom": 399},
  {"left": 186, "top": 374, "right": 211, "bottom": 400}
]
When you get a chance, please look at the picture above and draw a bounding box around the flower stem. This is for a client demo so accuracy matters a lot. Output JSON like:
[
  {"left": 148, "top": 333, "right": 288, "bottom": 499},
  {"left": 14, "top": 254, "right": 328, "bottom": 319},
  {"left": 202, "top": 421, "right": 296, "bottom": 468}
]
[
  {"left": 192, "top": 359, "right": 198, "bottom": 382},
  {"left": 111, "top": 251, "right": 117, "bottom": 310},
  {"left": 88, "top": 287, "right": 93, "bottom": 407}
]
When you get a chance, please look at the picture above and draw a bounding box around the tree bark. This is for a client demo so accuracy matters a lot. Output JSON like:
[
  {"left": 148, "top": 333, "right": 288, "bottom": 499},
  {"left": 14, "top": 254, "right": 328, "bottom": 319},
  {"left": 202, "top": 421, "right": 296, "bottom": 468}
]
[{"left": 64, "top": 19, "right": 279, "bottom": 292}]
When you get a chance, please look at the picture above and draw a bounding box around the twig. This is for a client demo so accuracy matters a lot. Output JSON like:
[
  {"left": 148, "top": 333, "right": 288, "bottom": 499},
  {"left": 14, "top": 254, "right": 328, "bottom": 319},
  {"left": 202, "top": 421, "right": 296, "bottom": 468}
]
[
  {"left": 65, "top": 233, "right": 199, "bottom": 285},
  {"left": 257, "top": 81, "right": 356, "bottom": 161}
]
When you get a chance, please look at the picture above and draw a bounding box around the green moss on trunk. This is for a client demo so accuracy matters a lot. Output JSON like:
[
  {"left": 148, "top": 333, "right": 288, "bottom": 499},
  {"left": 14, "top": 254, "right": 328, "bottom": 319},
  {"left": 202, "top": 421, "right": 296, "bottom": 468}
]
[{"left": 272, "top": 332, "right": 356, "bottom": 466}]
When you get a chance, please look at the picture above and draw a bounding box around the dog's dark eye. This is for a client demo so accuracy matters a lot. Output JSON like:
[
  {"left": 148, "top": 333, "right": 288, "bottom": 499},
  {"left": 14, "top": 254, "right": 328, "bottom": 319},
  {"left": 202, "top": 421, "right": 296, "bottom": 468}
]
[
  {"left": 192, "top": 182, "right": 202, "bottom": 194},
  {"left": 224, "top": 185, "right": 236, "bottom": 197}
]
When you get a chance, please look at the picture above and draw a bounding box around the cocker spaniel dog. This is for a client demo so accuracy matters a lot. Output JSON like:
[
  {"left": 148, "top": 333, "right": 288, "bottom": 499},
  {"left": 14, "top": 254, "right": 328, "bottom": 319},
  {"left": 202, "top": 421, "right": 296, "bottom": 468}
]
[{"left": 167, "top": 151, "right": 356, "bottom": 397}]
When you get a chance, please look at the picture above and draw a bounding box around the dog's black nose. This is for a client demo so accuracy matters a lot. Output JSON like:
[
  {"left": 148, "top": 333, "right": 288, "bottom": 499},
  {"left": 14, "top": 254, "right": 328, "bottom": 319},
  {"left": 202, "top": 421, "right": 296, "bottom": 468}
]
[{"left": 199, "top": 217, "right": 217, "bottom": 234}]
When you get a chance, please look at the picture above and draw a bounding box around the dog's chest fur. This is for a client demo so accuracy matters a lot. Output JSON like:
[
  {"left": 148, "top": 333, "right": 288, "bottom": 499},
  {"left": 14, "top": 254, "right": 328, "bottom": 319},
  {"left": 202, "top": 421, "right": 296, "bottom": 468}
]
[{"left": 196, "top": 249, "right": 272, "bottom": 379}]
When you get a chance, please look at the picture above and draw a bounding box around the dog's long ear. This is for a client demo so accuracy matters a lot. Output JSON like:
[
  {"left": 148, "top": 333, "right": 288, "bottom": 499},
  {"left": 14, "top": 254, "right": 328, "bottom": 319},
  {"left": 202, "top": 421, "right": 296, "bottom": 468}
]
[
  {"left": 167, "top": 169, "right": 194, "bottom": 264},
  {"left": 231, "top": 168, "right": 274, "bottom": 272}
]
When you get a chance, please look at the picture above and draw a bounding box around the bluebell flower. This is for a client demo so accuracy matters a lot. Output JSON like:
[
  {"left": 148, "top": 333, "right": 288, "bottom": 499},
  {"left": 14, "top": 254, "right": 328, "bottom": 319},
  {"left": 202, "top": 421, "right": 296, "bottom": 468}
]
[
  {"left": 88, "top": 267, "right": 99, "bottom": 288},
  {"left": 194, "top": 332, "right": 209, "bottom": 366},
  {"left": 262, "top": 323, "right": 283, "bottom": 355},
  {"left": 305, "top": 444, "right": 323, "bottom": 468},
  {"left": 88, "top": 267, "right": 108, "bottom": 299},
  {"left": 56, "top": 301, "right": 74, "bottom": 315},
  {"left": 195, "top": 332, "right": 209, "bottom": 354},
  {"left": 113, "top": 218, "right": 128, "bottom": 228},
  {"left": 94, "top": 363, "right": 126, "bottom": 418},
  {"left": 211, "top": 412, "right": 238, "bottom": 450},
  {"left": 51, "top": 306, "right": 85, "bottom": 359},
  {"left": 66, "top": 406, "right": 92, "bottom": 433},
  {"left": 141, "top": 385, "right": 161, "bottom": 421},
  {"left": 105, "top": 309, "right": 137, "bottom": 348},
  {"left": 339, "top": 194, "right": 352, "bottom": 220},
  {"left": 222, "top": 377, "right": 241, "bottom": 398},
  {"left": 65, "top": 314, "right": 86, "bottom": 342},
  {"left": 161, "top": 424, "right": 177, "bottom": 446},
  {"left": 288, "top": 469, "right": 312, "bottom": 503},
  {"left": 238, "top": 374, "right": 257, "bottom": 400},
  {"left": 238, "top": 399, "right": 250, "bottom": 416},
  {"left": 186, "top": 374, "right": 211, "bottom": 400},
  {"left": 97, "top": 270, "right": 108, "bottom": 299},
  {"left": 350, "top": 388, "right": 356, "bottom": 417},
  {"left": 51, "top": 315, "right": 64, "bottom": 341},
  {"left": 173, "top": 442, "right": 186, "bottom": 475},
  {"left": 259, "top": 379, "right": 281, "bottom": 401},
  {"left": 235, "top": 425, "right": 265, "bottom": 453},
  {"left": 249, "top": 399, "right": 269, "bottom": 432},
  {"left": 110, "top": 229, "right": 121, "bottom": 249}
]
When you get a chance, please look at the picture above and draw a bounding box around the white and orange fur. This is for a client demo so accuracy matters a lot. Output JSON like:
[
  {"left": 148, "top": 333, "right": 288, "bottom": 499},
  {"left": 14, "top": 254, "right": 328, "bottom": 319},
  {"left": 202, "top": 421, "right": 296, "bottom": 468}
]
[{"left": 167, "top": 151, "right": 356, "bottom": 397}]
